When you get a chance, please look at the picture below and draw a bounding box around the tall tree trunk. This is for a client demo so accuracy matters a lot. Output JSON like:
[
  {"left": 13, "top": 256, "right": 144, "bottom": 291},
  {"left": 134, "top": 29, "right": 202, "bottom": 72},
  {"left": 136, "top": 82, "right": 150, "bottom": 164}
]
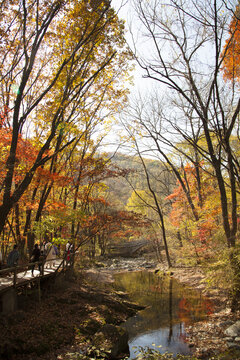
[{"left": 138, "top": 148, "right": 172, "bottom": 268}]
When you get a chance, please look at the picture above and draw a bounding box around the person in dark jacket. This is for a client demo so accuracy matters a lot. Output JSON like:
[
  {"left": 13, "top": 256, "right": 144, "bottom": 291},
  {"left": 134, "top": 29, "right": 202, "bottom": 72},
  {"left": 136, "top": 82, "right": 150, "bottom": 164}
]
[
  {"left": 30, "top": 243, "right": 41, "bottom": 276},
  {"left": 7, "top": 244, "right": 19, "bottom": 267}
]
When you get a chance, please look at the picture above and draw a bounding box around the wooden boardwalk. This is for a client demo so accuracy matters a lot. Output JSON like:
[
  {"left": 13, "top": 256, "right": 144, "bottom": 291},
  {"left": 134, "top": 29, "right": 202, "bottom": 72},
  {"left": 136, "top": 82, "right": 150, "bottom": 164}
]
[{"left": 0, "top": 258, "right": 69, "bottom": 294}]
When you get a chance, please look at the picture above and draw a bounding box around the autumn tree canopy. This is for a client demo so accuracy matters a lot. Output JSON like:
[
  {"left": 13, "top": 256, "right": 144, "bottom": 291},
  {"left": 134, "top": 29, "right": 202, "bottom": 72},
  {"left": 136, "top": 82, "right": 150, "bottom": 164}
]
[
  {"left": 222, "top": 3, "right": 240, "bottom": 82},
  {"left": 0, "top": 0, "right": 132, "bottom": 238}
]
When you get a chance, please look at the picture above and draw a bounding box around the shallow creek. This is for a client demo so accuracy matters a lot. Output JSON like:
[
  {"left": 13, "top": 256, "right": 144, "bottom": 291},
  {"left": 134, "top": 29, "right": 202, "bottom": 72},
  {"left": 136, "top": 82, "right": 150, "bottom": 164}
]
[{"left": 113, "top": 270, "right": 213, "bottom": 359}]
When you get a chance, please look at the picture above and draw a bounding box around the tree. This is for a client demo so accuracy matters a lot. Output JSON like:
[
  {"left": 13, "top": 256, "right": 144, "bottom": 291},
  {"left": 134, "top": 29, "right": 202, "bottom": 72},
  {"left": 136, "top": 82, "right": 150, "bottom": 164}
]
[
  {"left": 167, "top": 162, "right": 222, "bottom": 261},
  {"left": 0, "top": 0, "right": 132, "bottom": 238},
  {"left": 131, "top": 0, "right": 240, "bottom": 249},
  {"left": 119, "top": 121, "right": 172, "bottom": 267},
  {"left": 127, "top": 0, "right": 240, "bottom": 307}
]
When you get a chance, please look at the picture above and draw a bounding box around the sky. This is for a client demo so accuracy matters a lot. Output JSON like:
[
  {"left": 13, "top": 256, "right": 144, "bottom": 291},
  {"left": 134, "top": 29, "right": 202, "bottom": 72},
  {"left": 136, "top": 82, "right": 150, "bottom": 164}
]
[
  {"left": 111, "top": 0, "right": 152, "bottom": 92},
  {"left": 98, "top": 0, "right": 146, "bottom": 154}
]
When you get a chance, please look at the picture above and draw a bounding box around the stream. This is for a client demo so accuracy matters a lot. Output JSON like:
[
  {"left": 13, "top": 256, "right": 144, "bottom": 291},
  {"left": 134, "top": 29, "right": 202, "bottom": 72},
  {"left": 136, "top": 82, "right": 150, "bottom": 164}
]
[{"left": 113, "top": 270, "right": 213, "bottom": 359}]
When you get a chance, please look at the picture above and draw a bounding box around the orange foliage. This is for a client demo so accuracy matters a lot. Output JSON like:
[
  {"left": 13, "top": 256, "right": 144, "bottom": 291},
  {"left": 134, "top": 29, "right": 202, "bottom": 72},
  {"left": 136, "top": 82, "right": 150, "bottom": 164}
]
[
  {"left": 222, "top": 10, "right": 240, "bottom": 82},
  {"left": 45, "top": 202, "right": 67, "bottom": 211},
  {"left": 0, "top": 105, "right": 10, "bottom": 127},
  {"left": 36, "top": 167, "right": 72, "bottom": 186},
  {"left": 167, "top": 163, "right": 222, "bottom": 249},
  {"left": 0, "top": 126, "right": 39, "bottom": 191}
]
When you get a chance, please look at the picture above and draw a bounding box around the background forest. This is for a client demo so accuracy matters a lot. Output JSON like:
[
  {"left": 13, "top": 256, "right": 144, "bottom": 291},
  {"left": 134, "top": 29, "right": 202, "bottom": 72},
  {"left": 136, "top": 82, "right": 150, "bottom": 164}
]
[{"left": 1, "top": 0, "right": 240, "bottom": 310}]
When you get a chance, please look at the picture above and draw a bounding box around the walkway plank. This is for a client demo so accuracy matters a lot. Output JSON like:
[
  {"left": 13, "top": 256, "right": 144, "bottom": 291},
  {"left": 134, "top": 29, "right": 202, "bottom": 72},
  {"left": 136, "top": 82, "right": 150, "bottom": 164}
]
[{"left": 0, "top": 259, "right": 64, "bottom": 293}]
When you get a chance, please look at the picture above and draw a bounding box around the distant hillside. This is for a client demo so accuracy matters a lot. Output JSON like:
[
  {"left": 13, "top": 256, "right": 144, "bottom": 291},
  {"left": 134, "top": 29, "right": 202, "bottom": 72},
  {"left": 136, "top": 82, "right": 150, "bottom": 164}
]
[{"left": 104, "top": 152, "right": 176, "bottom": 210}]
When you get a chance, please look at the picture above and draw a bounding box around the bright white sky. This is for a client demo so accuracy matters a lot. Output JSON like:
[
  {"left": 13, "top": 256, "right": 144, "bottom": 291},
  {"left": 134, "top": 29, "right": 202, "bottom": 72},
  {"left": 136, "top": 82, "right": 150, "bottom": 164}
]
[
  {"left": 111, "top": 0, "right": 153, "bottom": 92},
  {"left": 98, "top": 0, "right": 148, "bottom": 155}
]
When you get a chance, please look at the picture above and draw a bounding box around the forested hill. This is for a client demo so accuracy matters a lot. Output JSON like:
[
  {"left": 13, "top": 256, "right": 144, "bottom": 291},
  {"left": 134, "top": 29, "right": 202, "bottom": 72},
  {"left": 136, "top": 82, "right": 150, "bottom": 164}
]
[{"left": 104, "top": 152, "right": 175, "bottom": 209}]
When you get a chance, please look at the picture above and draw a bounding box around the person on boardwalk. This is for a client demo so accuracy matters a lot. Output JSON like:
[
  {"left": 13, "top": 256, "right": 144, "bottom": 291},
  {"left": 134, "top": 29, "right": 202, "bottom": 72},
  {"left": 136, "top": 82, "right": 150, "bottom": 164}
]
[
  {"left": 7, "top": 244, "right": 19, "bottom": 267},
  {"left": 45, "top": 242, "right": 56, "bottom": 268},
  {"left": 40, "top": 241, "right": 47, "bottom": 256},
  {"left": 65, "top": 241, "right": 73, "bottom": 263},
  {"left": 30, "top": 243, "right": 41, "bottom": 276}
]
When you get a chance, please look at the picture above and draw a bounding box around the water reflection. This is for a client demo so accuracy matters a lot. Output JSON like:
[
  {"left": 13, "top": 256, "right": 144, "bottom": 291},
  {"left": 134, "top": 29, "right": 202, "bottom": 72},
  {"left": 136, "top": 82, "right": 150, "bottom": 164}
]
[{"left": 113, "top": 271, "right": 212, "bottom": 359}]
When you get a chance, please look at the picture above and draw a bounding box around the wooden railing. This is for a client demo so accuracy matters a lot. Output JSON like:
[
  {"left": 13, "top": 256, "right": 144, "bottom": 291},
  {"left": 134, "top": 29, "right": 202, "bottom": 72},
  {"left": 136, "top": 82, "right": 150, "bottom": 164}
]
[{"left": 0, "top": 254, "right": 74, "bottom": 289}]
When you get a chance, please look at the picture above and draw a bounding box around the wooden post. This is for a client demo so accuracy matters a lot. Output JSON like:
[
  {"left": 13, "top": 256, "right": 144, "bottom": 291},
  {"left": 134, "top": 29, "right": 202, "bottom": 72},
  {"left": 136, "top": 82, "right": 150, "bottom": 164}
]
[
  {"left": 71, "top": 252, "right": 75, "bottom": 267},
  {"left": 38, "top": 275, "right": 41, "bottom": 303},
  {"left": 41, "top": 260, "right": 44, "bottom": 276},
  {"left": 13, "top": 266, "right": 17, "bottom": 287}
]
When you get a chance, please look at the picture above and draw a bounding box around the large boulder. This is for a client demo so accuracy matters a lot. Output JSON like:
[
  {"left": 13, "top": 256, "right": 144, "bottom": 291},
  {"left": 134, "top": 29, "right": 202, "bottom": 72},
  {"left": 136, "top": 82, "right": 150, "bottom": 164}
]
[
  {"left": 92, "top": 324, "right": 129, "bottom": 359},
  {"left": 224, "top": 321, "right": 240, "bottom": 337}
]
